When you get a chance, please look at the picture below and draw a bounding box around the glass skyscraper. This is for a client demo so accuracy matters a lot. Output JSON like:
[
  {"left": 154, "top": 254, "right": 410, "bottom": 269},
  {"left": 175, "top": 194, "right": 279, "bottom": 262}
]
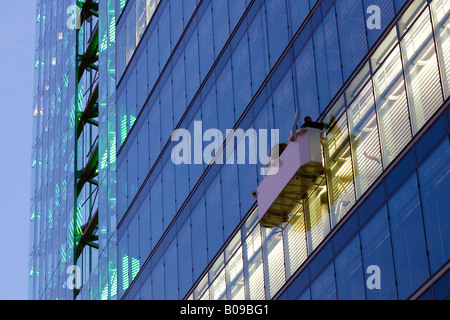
[{"left": 29, "top": 0, "right": 450, "bottom": 300}]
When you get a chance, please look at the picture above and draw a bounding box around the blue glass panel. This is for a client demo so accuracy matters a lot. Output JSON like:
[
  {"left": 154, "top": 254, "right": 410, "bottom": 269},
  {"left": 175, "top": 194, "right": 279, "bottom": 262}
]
[
  {"left": 248, "top": 5, "right": 270, "bottom": 94},
  {"left": 332, "top": 213, "right": 359, "bottom": 254},
  {"left": 150, "top": 174, "right": 163, "bottom": 245},
  {"left": 287, "top": 0, "right": 310, "bottom": 37},
  {"left": 148, "top": 103, "right": 161, "bottom": 167},
  {"left": 297, "top": 287, "right": 311, "bottom": 300},
  {"left": 294, "top": 39, "right": 320, "bottom": 120},
  {"left": 191, "top": 197, "right": 208, "bottom": 280},
  {"left": 212, "top": 0, "right": 230, "bottom": 57},
  {"left": 266, "top": 0, "right": 289, "bottom": 67},
  {"left": 232, "top": 33, "right": 252, "bottom": 119},
  {"left": 229, "top": 0, "right": 246, "bottom": 32},
  {"left": 360, "top": 206, "right": 397, "bottom": 300},
  {"left": 159, "top": 78, "right": 174, "bottom": 143},
  {"left": 433, "top": 270, "right": 450, "bottom": 300},
  {"left": 127, "top": 138, "right": 138, "bottom": 204},
  {"left": 170, "top": 0, "right": 184, "bottom": 43},
  {"left": 162, "top": 162, "right": 176, "bottom": 229},
  {"left": 221, "top": 164, "right": 241, "bottom": 238},
  {"left": 311, "top": 263, "right": 337, "bottom": 300},
  {"left": 185, "top": 31, "right": 200, "bottom": 104},
  {"left": 199, "top": 4, "right": 215, "bottom": 80},
  {"left": 272, "top": 69, "right": 295, "bottom": 141},
  {"left": 388, "top": 174, "right": 430, "bottom": 299},
  {"left": 172, "top": 56, "right": 186, "bottom": 126},
  {"left": 206, "top": 174, "right": 224, "bottom": 260},
  {"left": 418, "top": 139, "right": 450, "bottom": 273},
  {"left": 216, "top": 60, "right": 235, "bottom": 132},
  {"left": 313, "top": 7, "right": 343, "bottom": 112},
  {"left": 158, "top": 5, "right": 171, "bottom": 67},
  {"left": 286, "top": 266, "right": 310, "bottom": 300},
  {"left": 152, "top": 257, "right": 165, "bottom": 299},
  {"left": 309, "top": 242, "right": 333, "bottom": 280},
  {"left": 138, "top": 195, "right": 151, "bottom": 261},
  {"left": 335, "top": 0, "right": 369, "bottom": 80},
  {"left": 137, "top": 117, "right": 150, "bottom": 186},
  {"left": 385, "top": 150, "right": 415, "bottom": 195},
  {"left": 335, "top": 235, "right": 366, "bottom": 299},
  {"left": 414, "top": 116, "right": 447, "bottom": 164},
  {"left": 363, "top": 0, "right": 396, "bottom": 48},
  {"left": 358, "top": 182, "right": 386, "bottom": 227},
  {"left": 178, "top": 217, "right": 193, "bottom": 297},
  {"left": 164, "top": 239, "right": 179, "bottom": 299}
]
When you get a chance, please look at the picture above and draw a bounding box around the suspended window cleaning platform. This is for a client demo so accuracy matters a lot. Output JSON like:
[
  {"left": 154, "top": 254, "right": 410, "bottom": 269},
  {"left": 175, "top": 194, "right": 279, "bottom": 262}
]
[{"left": 256, "top": 128, "right": 324, "bottom": 229}]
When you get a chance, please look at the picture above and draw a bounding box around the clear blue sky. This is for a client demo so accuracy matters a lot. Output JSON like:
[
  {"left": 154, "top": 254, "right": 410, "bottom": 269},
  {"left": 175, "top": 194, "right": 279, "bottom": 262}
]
[{"left": 0, "top": 0, "right": 36, "bottom": 300}]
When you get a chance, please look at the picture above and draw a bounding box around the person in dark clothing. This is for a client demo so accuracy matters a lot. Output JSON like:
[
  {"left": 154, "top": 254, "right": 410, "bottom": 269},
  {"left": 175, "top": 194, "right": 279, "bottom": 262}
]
[
  {"left": 300, "top": 116, "right": 325, "bottom": 130},
  {"left": 289, "top": 116, "right": 324, "bottom": 141}
]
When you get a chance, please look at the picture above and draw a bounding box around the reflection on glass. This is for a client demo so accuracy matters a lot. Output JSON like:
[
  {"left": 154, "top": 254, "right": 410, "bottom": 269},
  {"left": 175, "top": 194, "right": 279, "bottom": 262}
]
[
  {"left": 348, "top": 81, "right": 383, "bottom": 198},
  {"left": 373, "top": 45, "right": 412, "bottom": 167},
  {"left": 244, "top": 225, "right": 265, "bottom": 300},
  {"left": 418, "top": 139, "right": 450, "bottom": 273},
  {"left": 324, "top": 114, "right": 355, "bottom": 228},
  {"left": 284, "top": 203, "right": 308, "bottom": 278},
  {"left": 226, "top": 248, "right": 245, "bottom": 300},
  {"left": 304, "top": 175, "right": 330, "bottom": 252},
  {"left": 431, "top": 0, "right": 450, "bottom": 98},
  {"left": 262, "top": 228, "right": 286, "bottom": 299},
  {"left": 388, "top": 175, "right": 430, "bottom": 299},
  {"left": 401, "top": 10, "right": 443, "bottom": 134}
]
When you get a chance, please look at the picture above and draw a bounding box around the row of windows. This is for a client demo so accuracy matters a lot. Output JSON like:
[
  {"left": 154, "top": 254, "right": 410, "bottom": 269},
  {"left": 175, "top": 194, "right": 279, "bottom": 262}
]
[
  {"left": 128, "top": 114, "right": 450, "bottom": 300},
  {"left": 117, "top": 0, "right": 449, "bottom": 300},
  {"left": 116, "top": 0, "right": 319, "bottom": 224},
  {"left": 282, "top": 137, "right": 449, "bottom": 300},
  {"left": 185, "top": 0, "right": 450, "bottom": 300},
  {"left": 29, "top": 0, "right": 89, "bottom": 300}
]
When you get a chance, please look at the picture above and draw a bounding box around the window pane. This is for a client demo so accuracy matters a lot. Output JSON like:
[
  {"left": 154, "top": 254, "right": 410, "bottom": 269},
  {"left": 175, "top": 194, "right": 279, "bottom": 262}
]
[
  {"left": 388, "top": 174, "right": 430, "bottom": 299},
  {"left": 178, "top": 217, "right": 193, "bottom": 297},
  {"left": 336, "top": 0, "right": 369, "bottom": 80},
  {"left": 262, "top": 228, "right": 286, "bottom": 299},
  {"left": 305, "top": 175, "right": 330, "bottom": 253},
  {"left": 248, "top": 6, "right": 270, "bottom": 94},
  {"left": 206, "top": 174, "right": 224, "bottom": 261},
  {"left": 347, "top": 81, "right": 383, "bottom": 198},
  {"left": 313, "top": 7, "right": 343, "bottom": 112},
  {"left": 418, "top": 139, "right": 450, "bottom": 273},
  {"left": 191, "top": 198, "right": 208, "bottom": 280},
  {"left": 243, "top": 225, "right": 265, "bottom": 300},
  {"left": 373, "top": 45, "right": 412, "bottom": 167},
  {"left": 311, "top": 263, "right": 337, "bottom": 300},
  {"left": 162, "top": 162, "right": 176, "bottom": 229},
  {"left": 401, "top": 9, "right": 443, "bottom": 134},
  {"left": 324, "top": 114, "right": 356, "bottom": 227},
  {"left": 266, "top": 0, "right": 289, "bottom": 67},
  {"left": 226, "top": 247, "right": 245, "bottom": 300},
  {"left": 363, "top": 0, "right": 396, "bottom": 48},
  {"left": 138, "top": 195, "right": 151, "bottom": 261},
  {"left": 137, "top": 117, "right": 149, "bottom": 186},
  {"left": 199, "top": 4, "right": 215, "bottom": 81},
  {"left": 212, "top": 0, "right": 230, "bottom": 57},
  {"left": 232, "top": 33, "right": 252, "bottom": 119},
  {"left": 164, "top": 239, "right": 179, "bottom": 299},
  {"left": 295, "top": 39, "right": 319, "bottom": 121},
  {"left": 335, "top": 235, "right": 365, "bottom": 300},
  {"left": 360, "top": 206, "right": 397, "bottom": 300},
  {"left": 150, "top": 174, "right": 163, "bottom": 244}
]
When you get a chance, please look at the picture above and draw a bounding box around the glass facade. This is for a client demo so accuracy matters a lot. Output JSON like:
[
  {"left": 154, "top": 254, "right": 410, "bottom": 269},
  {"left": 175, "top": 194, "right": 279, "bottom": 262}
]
[{"left": 30, "top": 0, "right": 450, "bottom": 300}]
